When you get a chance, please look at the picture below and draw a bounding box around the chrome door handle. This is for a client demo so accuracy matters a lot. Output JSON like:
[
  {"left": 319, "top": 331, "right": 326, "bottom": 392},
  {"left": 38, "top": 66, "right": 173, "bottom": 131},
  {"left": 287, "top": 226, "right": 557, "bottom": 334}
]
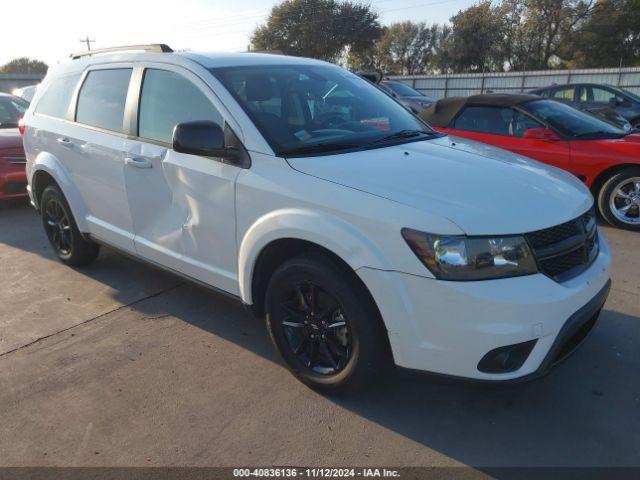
[
  {"left": 124, "top": 157, "right": 152, "bottom": 169},
  {"left": 57, "top": 137, "right": 74, "bottom": 147}
]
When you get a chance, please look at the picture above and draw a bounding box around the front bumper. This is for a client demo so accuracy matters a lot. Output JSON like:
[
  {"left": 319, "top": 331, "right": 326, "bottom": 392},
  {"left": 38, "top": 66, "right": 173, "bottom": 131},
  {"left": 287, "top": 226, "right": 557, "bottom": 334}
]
[{"left": 357, "top": 231, "right": 612, "bottom": 381}]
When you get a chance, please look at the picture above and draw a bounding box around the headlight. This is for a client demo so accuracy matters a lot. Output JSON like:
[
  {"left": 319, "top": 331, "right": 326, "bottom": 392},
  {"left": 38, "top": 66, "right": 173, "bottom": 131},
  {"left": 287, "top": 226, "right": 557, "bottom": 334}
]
[{"left": 401, "top": 229, "right": 538, "bottom": 281}]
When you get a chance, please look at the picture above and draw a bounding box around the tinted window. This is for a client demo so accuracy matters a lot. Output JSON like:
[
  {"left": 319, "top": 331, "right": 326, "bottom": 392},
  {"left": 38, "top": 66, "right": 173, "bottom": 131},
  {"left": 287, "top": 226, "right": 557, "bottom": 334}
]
[
  {"left": 589, "top": 87, "right": 623, "bottom": 104},
  {"left": 212, "top": 65, "right": 433, "bottom": 156},
  {"left": 453, "top": 106, "right": 541, "bottom": 137},
  {"left": 76, "top": 69, "right": 132, "bottom": 132},
  {"left": 138, "top": 69, "right": 223, "bottom": 144},
  {"left": 383, "top": 81, "right": 423, "bottom": 97},
  {"left": 35, "top": 74, "right": 81, "bottom": 119},
  {"left": 0, "top": 95, "right": 29, "bottom": 128},
  {"left": 522, "top": 99, "right": 626, "bottom": 138},
  {"left": 551, "top": 87, "right": 575, "bottom": 101}
]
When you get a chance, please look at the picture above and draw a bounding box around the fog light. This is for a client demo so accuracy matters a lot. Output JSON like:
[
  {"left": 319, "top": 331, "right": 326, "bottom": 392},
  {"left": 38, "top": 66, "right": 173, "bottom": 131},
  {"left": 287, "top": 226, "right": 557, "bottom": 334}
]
[{"left": 478, "top": 340, "right": 537, "bottom": 374}]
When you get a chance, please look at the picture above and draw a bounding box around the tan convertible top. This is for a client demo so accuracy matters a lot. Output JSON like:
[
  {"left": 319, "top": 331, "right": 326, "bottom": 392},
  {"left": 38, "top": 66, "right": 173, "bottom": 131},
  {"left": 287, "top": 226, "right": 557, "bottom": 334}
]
[{"left": 421, "top": 93, "right": 540, "bottom": 127}]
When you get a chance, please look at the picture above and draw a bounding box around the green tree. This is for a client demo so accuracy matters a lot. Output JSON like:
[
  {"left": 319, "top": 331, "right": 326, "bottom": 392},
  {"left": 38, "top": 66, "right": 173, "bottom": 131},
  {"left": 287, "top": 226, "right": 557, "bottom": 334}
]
[
  {"left": 500, "top": 0, "right": 596, "bottom": 70},
  {"left": 251, "top": 0, "right": 381, "bottom": 62},
  {"left": 0, "top": 57, "right": 48, "bottom": 74},
  {"left": 565, "top": 0, "right": 640, "bottom": 67},
  {"left": 443, "top": 1, "right": 507, "bottom": 72},
  {"left": 348, "top": 22, "right": 449, "bottom": 74}
]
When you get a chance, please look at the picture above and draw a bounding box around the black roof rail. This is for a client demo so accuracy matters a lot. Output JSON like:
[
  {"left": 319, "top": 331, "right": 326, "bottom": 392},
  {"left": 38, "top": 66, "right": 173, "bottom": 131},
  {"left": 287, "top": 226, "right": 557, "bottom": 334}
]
[{"left": 70, "top": 44, "right": 173, "bottom": 60}]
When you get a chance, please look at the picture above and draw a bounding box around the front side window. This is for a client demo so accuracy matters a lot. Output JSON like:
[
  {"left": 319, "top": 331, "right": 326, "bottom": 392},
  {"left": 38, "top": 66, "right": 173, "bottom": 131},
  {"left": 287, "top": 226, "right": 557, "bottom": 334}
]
[
  {"left": 76, "top": 69, "right": 132, "bottom": 133},
  {"left": 0, "top": 95, "right": 28, "bottom": 128},
  {"left": 452, "top": 106, "right": 541, "bottom": 137},
  {"left": 138, "top": 69, "right": 223, "bottom": 144},
  {"left": 522, "top": 99, "right": 626, "bottom": 139},
  {"left": 34, "top": 74, "right": 81, "bottom": 119},
  {"left": 211, "top": 65, "right": 435, "bottom": 156},
  {"left": 589, "top": 87, "right": 624, "bottom": 105}
]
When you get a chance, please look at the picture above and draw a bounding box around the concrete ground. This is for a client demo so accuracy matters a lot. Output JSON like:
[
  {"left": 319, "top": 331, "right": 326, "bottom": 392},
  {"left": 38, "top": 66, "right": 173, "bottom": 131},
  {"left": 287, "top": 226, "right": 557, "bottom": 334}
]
[{"left": 0, "top": 202, "right": 638, "bottom": 468}]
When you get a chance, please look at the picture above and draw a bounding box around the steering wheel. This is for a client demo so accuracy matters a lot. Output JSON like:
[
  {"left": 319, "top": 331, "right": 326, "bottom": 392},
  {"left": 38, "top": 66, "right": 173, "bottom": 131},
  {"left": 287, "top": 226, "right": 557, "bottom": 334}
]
[{"left": 315, "top": 113, "right": 346, "bottom": 129}]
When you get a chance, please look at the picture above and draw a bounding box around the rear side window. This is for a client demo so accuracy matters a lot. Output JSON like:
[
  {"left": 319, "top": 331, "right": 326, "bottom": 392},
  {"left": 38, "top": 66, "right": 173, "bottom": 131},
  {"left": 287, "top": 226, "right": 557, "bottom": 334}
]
[
  {"left": 138, "top": 69, "right": 223, "bottom": 144},
  {"left": 551, "top": 87, "right": 575, "bottom": 101},
  {"left": 35, "top": 74, "right": 81, "bottom": 119},
  {"left": 453, "top": 106, "right": 541, "bottom": 137},
  {"left": 76, "top": 69, "right": 132, "bottom": 133}
]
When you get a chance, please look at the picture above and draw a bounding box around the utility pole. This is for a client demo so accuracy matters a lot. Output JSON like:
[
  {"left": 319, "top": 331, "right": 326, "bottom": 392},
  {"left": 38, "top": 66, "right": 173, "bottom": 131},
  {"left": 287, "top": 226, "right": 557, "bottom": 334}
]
[{"left": 79, "top": 36, "right": 95, "bottom": 51}]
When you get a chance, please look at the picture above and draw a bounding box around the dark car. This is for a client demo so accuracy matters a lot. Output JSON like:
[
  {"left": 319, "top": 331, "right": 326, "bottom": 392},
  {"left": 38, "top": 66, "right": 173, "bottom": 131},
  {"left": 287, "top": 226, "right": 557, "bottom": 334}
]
[
  {"left": 530, "top": 83, "right": 640, "bottom": 129},
  {"left": 379, "top": 80, "right": 436, "bottom": 114},
  {"left": 0, "top": 93, "right": 29, "bottom": 201}
]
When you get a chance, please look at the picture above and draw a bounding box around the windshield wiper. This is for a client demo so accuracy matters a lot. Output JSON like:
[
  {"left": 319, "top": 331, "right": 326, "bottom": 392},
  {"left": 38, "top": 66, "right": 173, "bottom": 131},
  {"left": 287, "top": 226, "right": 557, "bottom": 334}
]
[
  {"left": 369, "top": 129, "right": 433, "bottom": 145},
  {"left": 280, "top": 142, "right": 362, "bottom": 157}
]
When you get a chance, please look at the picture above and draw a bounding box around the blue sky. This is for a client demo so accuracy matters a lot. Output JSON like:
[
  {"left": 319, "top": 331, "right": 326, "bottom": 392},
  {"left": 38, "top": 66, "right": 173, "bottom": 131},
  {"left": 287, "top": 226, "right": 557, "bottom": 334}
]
[{"left": 0, "top": 0, "right": 478, "bottom": 66}]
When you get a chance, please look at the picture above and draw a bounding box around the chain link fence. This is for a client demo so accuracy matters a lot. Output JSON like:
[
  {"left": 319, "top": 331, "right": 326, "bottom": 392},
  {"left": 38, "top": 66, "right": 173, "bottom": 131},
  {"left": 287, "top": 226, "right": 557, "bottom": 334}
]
[{"left": 390, "top": 67, "right": 640, "bottom": 99}]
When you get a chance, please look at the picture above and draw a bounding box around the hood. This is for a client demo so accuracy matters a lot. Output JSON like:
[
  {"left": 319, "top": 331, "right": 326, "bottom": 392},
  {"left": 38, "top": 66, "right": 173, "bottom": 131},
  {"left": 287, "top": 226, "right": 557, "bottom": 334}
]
[{"left": 287, "top": 135, "right": 592, "bottom": 235}]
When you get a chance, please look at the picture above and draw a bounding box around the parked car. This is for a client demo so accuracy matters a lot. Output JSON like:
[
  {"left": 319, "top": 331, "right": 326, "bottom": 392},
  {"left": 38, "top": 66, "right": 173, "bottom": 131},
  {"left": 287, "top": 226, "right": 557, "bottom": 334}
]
[
  {"left": 22, "top": 45, "right": 611, "bottom": 392},
  {"left": 12, "top": 84, "right": 38, "bottom": 103},
  {"left": 0, "top": 93, "right": 29, "bottom": 201},
  {"left": 585, "top": 106, "right": 633, "bottom": 132},
  {"left": 530, "top": 83, "right": 640, "bottom": 129},
  {"left": 379, "top": 80, "right": 436, "bottom": 114},
  {"left": 421, "top": 94, "right": 640, "bottom": 230}
]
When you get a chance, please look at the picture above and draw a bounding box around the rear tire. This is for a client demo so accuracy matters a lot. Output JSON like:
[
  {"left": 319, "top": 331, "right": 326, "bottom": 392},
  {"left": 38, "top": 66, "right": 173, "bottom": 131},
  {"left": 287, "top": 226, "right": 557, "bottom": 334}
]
[
  {"left": 265, "top": 252, "right": 391, "bottom": 394},
  {"left": 41, "top": 185, "right": 100, "bottom": 266},
  {"left": 597, "top": 167, "right": 640, "bottom": 231}
]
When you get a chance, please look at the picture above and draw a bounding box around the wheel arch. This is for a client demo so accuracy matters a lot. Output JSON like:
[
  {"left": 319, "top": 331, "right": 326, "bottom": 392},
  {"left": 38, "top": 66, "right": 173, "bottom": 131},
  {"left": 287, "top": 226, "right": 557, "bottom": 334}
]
[
  {"left": 590, "top": 163, "right": 640, "bottom": 200},
  {"left": 238, "top": 208, "right": 393, "bottom": 316},
  {"left": 30, "top": 153, "right": 89, "bottom": 231}
]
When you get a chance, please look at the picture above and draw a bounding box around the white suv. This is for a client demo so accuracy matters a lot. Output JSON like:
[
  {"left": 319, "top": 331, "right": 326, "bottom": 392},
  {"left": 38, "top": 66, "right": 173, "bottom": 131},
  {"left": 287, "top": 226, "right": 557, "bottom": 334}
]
[{"left": 22, "top": 45, "right": 611, "bottom": 392}]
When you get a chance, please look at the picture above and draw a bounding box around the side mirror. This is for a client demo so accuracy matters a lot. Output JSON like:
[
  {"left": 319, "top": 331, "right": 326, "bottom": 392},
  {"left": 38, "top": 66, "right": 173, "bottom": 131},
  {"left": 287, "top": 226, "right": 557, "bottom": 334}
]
[
  {"left": 172, "top": 120, "right": 239, "bottom": 160},
  {"left": 523, "top": 127, "right": 560, "bottom": 142}
]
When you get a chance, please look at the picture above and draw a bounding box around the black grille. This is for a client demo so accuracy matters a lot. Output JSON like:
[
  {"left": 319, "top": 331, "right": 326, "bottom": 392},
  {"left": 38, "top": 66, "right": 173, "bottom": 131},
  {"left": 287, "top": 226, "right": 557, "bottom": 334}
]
[{"left": 525, "top": 209, "right": 599, "bottom": 282}]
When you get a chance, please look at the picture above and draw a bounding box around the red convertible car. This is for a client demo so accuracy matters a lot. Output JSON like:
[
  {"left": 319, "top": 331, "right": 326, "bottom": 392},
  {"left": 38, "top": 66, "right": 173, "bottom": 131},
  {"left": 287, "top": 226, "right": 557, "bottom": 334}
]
[
  {"left": 0, "top": 93, "right": 29, "bottom": 202},
  {"left": 422, "top": 94, "right": 640, "bottom": 230}
]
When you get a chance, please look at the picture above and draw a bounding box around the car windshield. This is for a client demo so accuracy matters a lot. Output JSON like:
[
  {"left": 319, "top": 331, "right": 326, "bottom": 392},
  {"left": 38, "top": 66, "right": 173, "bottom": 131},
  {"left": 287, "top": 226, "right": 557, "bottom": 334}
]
[
  {"left": 211, "top": 65, "right": 436, "bottom": 156},
  {"left": 610, "top": 85, "right": 640, "bottom": 103},
  {"left": 0, "top": 95, "right": 28, "bottom": 129},
  {"left": 522, "top": 99, "right": 627, "bottom": 139},
  {"left": 384, "top": 81, "right": 424, "bottom": 97}
]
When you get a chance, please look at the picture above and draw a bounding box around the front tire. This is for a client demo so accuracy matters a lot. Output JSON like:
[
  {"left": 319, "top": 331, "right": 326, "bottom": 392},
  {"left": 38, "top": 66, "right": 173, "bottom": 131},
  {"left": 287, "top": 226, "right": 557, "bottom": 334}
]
[
  {"left": 265, "top": 252, "right": 390, "bottom": 394},
  {"left": 41, "top": 185, "right": 100, "bottom": 266},
  {"left": 597, "top": 168, "right": 640, "bottom": 231}
]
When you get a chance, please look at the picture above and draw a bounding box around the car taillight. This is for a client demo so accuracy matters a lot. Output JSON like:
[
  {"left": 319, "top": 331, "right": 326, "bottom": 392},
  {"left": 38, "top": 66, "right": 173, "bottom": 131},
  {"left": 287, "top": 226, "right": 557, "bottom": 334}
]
[{"left": 18, "top": 117, "right": 25, "bottom": 136}]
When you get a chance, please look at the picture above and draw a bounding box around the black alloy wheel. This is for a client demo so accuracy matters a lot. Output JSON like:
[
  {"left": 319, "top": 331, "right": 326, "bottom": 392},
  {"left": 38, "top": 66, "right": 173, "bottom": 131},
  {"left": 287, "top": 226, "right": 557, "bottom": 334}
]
[
  {"left": 265, "top": 252, "right": 391, "bottom": 393},
  {"left": 278, "top": 281, "right": 352, "bottom": 375},
  {"left": 40, "top": 185, "right": 100, "bottom": 266},
  {"left": 43, "top": 197, "right": 73, "bottom": 256}
]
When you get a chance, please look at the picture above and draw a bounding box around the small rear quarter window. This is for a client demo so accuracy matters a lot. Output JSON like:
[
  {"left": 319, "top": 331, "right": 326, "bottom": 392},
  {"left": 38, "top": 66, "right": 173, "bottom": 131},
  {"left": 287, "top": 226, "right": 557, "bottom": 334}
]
[{"left": 34, "top": 74, "right": 81, "bottom": 119}]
